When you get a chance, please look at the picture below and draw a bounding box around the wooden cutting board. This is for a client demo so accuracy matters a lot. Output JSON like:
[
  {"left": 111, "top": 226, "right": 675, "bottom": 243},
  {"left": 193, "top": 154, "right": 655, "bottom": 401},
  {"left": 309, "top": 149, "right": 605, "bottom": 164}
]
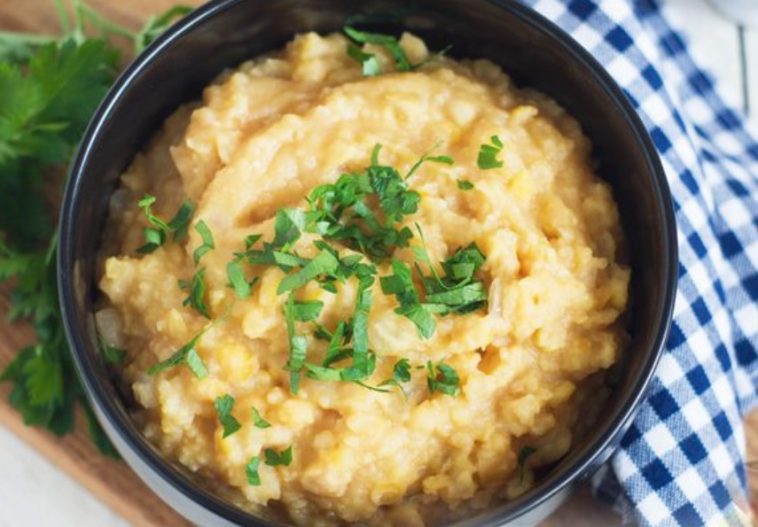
[{"left": 0, "top": 1, "right": 754, "bottom": 526}]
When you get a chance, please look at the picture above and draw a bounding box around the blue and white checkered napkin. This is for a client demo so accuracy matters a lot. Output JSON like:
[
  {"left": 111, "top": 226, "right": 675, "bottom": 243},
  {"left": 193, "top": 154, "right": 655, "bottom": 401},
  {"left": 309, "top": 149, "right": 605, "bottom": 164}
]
[{"left": 519, "top": 0, "right": 758, "bottom": 525}]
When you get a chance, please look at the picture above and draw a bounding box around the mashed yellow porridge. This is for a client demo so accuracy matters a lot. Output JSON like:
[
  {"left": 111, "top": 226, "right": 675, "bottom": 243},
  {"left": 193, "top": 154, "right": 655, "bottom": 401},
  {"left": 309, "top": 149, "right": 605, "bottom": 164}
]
[{"left": 97, "top": 30, "right": 630, "bottom": 526}]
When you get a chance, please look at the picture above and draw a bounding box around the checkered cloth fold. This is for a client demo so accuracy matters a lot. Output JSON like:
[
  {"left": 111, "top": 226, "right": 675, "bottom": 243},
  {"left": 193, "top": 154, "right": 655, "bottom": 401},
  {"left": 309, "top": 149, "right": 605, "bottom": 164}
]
[{"left": 519, "top": 1, "right": 758, "bottom": 525}]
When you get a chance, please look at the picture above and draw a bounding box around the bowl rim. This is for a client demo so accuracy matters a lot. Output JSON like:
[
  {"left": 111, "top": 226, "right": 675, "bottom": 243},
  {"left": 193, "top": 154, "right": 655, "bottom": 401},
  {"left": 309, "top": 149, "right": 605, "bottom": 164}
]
[{"left": 58, "top": 0, "right": 678, "bottom": 525}]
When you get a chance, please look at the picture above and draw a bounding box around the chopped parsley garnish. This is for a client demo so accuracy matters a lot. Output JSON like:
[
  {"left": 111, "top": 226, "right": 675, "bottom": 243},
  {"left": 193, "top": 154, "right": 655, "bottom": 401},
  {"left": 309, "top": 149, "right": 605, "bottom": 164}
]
[
  {"left": 405, "top": 151, "right": 454, "bottom": 180},
  {"left": 343, "top": 26, "right": 411, "bottom": 72},
  {"left": 251, "top": 407, "right": 271, "bottom": 429},
  {"left": 426, "top": 360, "right": 460, "bottom": 396},
  {"left": 283, "top": 293, "right": 308, "bottom": 394},
  {"left": 518, "top": 446, "right": 537, "bottom": 482},
  {"left": 346, "top": 44, "right": 381, "bottom": 76},
  {"left": 179, "top": 267, "right": 210, "bottom": 318},
  {"left": 136, "top": 195, "right": 195, "bottom": 253},
  {"left": 350, "top": 270, "right": 375, "bottom": 377},
  {"left": 102, "top": 343, "right": 126, "bottom": 365},
  {"left": 377, "top": 358, "right": 412, "bottom": 395},
  {"left": 241, "top": 209, "right": 306, "bottom": 272},
  {"left": 302, "top": 268, "right": 378, "bottom": 385},
  {"left": 391, "top": 358, "right": 412, "bottom": 382},
  {"left": 214, "top": 394, "right": 241, "bottom": 438},
  {"left": 245, "top": 456, "right": 261, "bottom": 486},
  {"left": 97, "top": 335, "right": 126, "bottom": 365},
  {"left": 147, "top": 328, "right": 209, "bottom": 378},
  {"left": 244, "top": 234, "right": 262, "bottom": 250},
  {"left": 277, "top": 249, "right": 339, "bottom": 294},
  {"left": 264, "top": 446, "right": 293, "bottom": 466},
  {"left": 380, "top": 259, "right": 436, "bottom": 338},
  {"left": 291, "top": 300, "right": 324, "bottom": 322},
  {"left": 305, "top": 144, "right": 422, "bottom": 258},
  {"left": 192, "top": 220, "right": 214, "bottom": 264},
  {"left": 416, "top": 238, "right": 488, "bottom": 316},
  {"left": 273, "top": 208, "right": 305, "bottom": 248},
  {"left": 457, "top": 179, "right": 474, "bottom": 190},
  {"left": 226, "top": 256, "right": 257, "bottom": 299},
  {"left": 477, "top": 135, "right": 504, "bottom": 170}
]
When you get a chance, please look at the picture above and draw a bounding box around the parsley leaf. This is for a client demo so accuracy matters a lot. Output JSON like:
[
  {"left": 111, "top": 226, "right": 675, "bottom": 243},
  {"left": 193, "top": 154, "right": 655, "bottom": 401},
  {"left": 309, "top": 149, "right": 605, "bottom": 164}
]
[
  {"left": 346, "top": 44, "right": 381, "bottom": 76},
  {"left": 244, "top": 234, "right": 262, "bottom": 250},
  {"left": 273, "top": 208, "right": 305, "bottom": 249},
  {"left": 518, "top": 446, "right": 537, "bottom": 482},
  {"left": 245, "top": 456, "right": 261, "bottom": 486},
  {"left": 305, "top": 145, "right": 421, "bottom": 258},
  {"left": 283, "top": 293, "right": 308, "bottom": 394},
  {"left": 147, "top": 328, "right": 209, "bottom": 378},
  {"left": 179, "top": 267, "right": 210, "bottom": 318},
  {"left": 192, "top": 220, "right": 214, "bottom": 264},
  {"left": 167, "top": 200, "right": 195, "bottom": 242},
  {"left": 226, "top": 256, "right": 256, "bottom": 299},
  {"left": 264, "top": 446, "right": 293, "bottom": 466},
  {"left": 406, "top": 152, "right": 454, "bottom": 180},
  {"left": 477, "top": 135, "right": 504, "bottom": 170},
  {"left": 426, "top": 360, "right": 460, "bottom": 396},
  {"left": 392, "top": 358, "right": 412, "bottom": 382},
  {"left": 0, "top": 2, "right": 197, "bottom": 458},
  {"left": 457, "top": 179, "right": 474, "bottom": 190},
  {"left": 102, "top": 343, "right": 126, "bottom": 365},
  {"left": 343, "top": 26, "right": 411, "bottom": 72},
  {"left": 214, "top": 394, "right": 241, "bottom": 438},
  {"left": 303, "top": 271, "right": 377, "bottom": 385},
  {"left": 380, "top": 259, "right": 436, "bottom": 338},
  {"left": 277, "top": 248, "right": 339, "bottom": 294},
  {"left": 377, "top": 358, "right": 412, "bottom": 395},
  {"left": 350, "top": 270, "right": 375, "bottom": 376},
  {"left": 134, "top": 5, "right": 193, "bottom": 54},
  {"left": 185, "top": 348, "right": 208, "bottom": 378},
  {"left": 136, "top": 195, "right": 195, "bottom": 253},
  {"left": 251, "top": 407, "right": 271, "bottom": 429},
  {"left": 414, "top": 235, "right": 488, "bottom": 316},
  {"left": 291, "top": 300, "right": 324, "bottom": 322},
  {"left": 0, "top": 39, "right": 118, "bottom": 167}
]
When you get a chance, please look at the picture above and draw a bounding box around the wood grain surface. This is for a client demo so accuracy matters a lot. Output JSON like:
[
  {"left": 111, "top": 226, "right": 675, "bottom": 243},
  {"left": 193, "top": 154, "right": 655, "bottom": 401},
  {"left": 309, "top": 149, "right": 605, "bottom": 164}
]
[{"left": 0, "top": 1, "right": 754, "bottom": 526}]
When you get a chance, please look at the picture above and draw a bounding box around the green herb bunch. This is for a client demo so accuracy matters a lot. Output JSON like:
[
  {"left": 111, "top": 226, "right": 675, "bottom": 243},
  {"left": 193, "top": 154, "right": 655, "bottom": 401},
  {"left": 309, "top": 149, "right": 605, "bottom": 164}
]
[{"left": 0, "top": 0, "right": 192, "bottom": 456}]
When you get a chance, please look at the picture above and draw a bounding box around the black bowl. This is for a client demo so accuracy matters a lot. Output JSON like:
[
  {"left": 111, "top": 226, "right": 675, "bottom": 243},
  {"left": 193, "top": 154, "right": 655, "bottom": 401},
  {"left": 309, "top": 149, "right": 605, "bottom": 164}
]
[{"left": 58, "top": 0, "right": 678, "bottom": 525}]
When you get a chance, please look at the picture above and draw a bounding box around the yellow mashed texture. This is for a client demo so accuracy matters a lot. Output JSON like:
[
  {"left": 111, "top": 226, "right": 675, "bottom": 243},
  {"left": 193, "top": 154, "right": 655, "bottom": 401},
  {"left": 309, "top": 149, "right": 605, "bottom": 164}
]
[{"left": 97, "top": 32, "right": 630, "bottom": 526}]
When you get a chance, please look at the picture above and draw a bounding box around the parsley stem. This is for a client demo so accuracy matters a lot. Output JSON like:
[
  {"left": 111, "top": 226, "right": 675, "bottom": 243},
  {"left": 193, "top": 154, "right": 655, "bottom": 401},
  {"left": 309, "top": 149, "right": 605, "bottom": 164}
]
[
  {"left": 71, "top": 0, "right": 85, "bottom": 41},
  {"left": 0, "top": 30, "right": 57, "bottom": 46},
  {"left": 52, "top": 0, "right": 72, "bottom": 34},
  {"left": 78, "top": 4, "right": 137, "bottom": 40}
]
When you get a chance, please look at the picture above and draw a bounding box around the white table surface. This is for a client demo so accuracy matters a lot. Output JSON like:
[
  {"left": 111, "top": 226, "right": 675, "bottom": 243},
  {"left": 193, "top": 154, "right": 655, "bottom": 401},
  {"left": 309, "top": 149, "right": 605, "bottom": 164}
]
[{"left": 0, "top": 1, "right": 755, "bottom": 526}]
